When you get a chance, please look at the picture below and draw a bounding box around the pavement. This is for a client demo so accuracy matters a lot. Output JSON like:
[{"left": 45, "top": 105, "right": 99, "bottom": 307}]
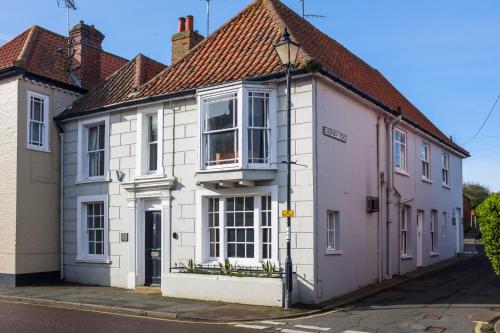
[{"left": 0, "top": 228, "right": 498, "bottom": 332}]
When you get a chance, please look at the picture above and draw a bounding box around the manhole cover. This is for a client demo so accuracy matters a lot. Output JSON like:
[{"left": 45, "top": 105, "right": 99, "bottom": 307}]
[
  {"left": 423, "top": 314, "right": 442, "bottom": 320},
  {"left": 426, "top": 327, "right": 446, "bottom": 333}
]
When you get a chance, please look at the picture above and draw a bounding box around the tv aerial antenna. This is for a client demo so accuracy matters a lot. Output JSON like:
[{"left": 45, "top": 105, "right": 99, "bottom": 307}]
[
  {"left": 57, "top": 0, "right": 77, "bottom": 36},
  {"left": 202, "top": 0, "right": 223, "bottom": 36},
  {"left": 299, "top": 0, "right": 326, "bottom": 20}
]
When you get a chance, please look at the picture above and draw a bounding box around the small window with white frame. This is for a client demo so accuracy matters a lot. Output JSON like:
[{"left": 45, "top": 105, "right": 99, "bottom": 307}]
[
  {"left": 136, "top": 106, "right": 164, "bottom": 177},
  {"left": 394, "top": 129, "right": 407, "bottom": 172},
  {"left": 421, "top": 142, "right": 431, "bottom": 181},
  {"left": 431, "top": 210, "right": 438, "bottom": 254},
  {"left": 77, "top": 116, "right": 109, "bottom": 182},
  {"left": 326, "top": 210, "right": 340, "bottom": 252},
  {"left": 27, "top": 91, "right": 49, "bottom": 151},
  {"left": 442, "top": 152, "right": 449, "bottom": 186},
  {"left": 401, "top": 206, "right": 410, "bottom": 256},
  {"left": 76, "top": 195, "right": 109, "bottom": 262}
]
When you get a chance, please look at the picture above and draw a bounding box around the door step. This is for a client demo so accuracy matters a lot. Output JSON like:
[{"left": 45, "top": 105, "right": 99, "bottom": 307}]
[{"left": 134, "top": 286, "right": 161, "bottom": 295}]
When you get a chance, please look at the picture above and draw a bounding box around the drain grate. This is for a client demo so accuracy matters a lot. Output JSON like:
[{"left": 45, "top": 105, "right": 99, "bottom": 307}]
[
  {"left": 423, "top": 314, "right": 442, "bottom": 320},
  {"left": 426, "top": 327, "right": 446, "bottom": 333}
]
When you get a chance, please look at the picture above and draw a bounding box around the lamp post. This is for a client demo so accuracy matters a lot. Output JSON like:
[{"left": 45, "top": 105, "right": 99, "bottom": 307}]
[{"left": 274, "top": 28, "right": 301, "bottom": 310}]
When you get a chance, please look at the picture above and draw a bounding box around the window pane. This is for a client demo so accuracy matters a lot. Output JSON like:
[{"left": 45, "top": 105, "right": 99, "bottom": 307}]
[
  {"left": 235, "top": 197, "right": 244, "bottom": 211},
  {"left": 149, "top": 143, "right": 158, "bottom": 171},
  {"left": 249, "top": 93, "right": 268, "bottom": 127},
  {"left": 245, "top": 197, "right": 254, "bottom": 211},
  {"left": 206, "top": 131, "right": 237, "bottom": 165},
  {"left": 227, "top": 244, "right": 235, "bottom": 257},
  {"left": 227, "top": 229, "right": 235, "bottom": 242},
  {"left": 235, "top": 213, "right": 244, "bottom": 226},
  {"left": 148, "top": 114, "right": 158, "bottom": 142},
  {"left": 98, "top": 124, "right": 105, "bottom": 150},
  {"left": 88, "top": 126, "right": 99, "bottom": 151},
  {"left": 225, "top": 196, "right": 256, "bottom": 259},
  {"left": 237, "top": 229, "right": 245, "bottom": 242},
  {"left": 245, "top": 212, "right": 254, "bottom": 226},
  {"left": 205, "top": 95, "right": 237, "bottom": 131},
  {"left": 248, "top": 129, "right": 269, "bottom": 163}
]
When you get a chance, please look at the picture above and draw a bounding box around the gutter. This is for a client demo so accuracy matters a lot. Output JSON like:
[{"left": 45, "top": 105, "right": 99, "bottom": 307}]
[
  {"left": 385, "top": 112, "right": 402, "bottom": 279},
  {"left": 57, "top": 124, "right": 65, "bottom": 281},
  {"left": 0, "top": 66, "right": 87, "bottom": 94}
]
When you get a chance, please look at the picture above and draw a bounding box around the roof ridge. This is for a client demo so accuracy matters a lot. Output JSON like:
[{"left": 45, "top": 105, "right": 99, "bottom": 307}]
[{"left": 14, "top": 25, "right": 38, "bottom": 67}]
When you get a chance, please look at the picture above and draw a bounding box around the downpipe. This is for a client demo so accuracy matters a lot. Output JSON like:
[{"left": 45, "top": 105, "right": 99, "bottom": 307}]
[
  {"left": 58, "top": 131, "right": 65, "bottom": 280},
  {"left": 385, "top": 113, "right": 401, "bottom": 279}
]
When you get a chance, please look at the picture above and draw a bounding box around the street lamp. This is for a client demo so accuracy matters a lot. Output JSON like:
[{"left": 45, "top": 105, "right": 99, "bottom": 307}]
[{"left": 274, "top": 28, "right": 301, "bottom": 310}]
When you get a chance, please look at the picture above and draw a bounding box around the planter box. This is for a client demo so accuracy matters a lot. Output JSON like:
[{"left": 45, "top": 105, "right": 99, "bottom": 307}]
[{"left": 162, "top": 273, "right": 298, "bottom": 307}]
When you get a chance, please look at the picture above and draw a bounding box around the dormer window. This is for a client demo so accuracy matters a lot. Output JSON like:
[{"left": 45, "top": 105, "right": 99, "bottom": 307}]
[{"left": 198, "top": 84, "right": 276, "bottom": 171}]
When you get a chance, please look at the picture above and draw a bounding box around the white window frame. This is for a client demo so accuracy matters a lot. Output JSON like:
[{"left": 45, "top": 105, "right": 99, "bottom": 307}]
[
  {"left": 197, "top": 83, "right": 277, "bottom": 172},
  {"left": 77, "top": 115, "right": 110, "bottom": 183},
  {"left": 421, "top": 142, "right": 431, "bottom": 181},
  {"left": 430, "top": 209, "right": 439, "bottom": 255},
  {"left": 401, "top": 206, "right": 410, "bottom": 257},
  {"left": 326, "top": 210, "right": 341, "bottom": 255},
  {"left": 195, "top": 186, "right": 279, "bottom": 267},
  {"left": 394, "top": 128, "right": 407, "bottom": 173},
  {"left": 76, "top": 195, "right": 110, "bottom": 263},
  {"left": 136, "top": 105, "right": 164, "bottom": 177},
  {"left": 26, "top": 91, "right": 50, "bottom": 152},
  {"left": 442, "top": 152, "right": 450, "bottom": 186}
]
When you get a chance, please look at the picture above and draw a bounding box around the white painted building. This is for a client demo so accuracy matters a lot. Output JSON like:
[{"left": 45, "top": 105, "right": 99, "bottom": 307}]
[{"left": 56, "top": 0, "right": 468, "bottom": 306}]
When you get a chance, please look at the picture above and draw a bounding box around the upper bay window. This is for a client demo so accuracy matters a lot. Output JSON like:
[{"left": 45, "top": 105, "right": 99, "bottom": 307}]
[
  {"left": 27, "top": 91, "right": 49, "bottom": 151},
  {"left": 394, "top": 128, "right": 407, "bottom": 173},
  {"left": 136, "top": 105, "right": 164, "bottom": 177},
  {"left": 198, "top": 84, "right": 276, "bottom": 171},
  {"left": 77, "top": 116, "right": 110, "bottom": 183}
]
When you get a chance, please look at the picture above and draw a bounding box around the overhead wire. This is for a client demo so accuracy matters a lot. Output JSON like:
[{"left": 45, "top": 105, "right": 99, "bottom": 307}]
[{"left": 462, "top": 93, "right": 500, "bottom": 145}]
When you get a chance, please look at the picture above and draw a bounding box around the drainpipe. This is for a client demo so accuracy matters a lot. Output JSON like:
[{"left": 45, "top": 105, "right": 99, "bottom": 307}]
[
  {"left": 385, "top": 110, "right": 401, "bottom": 279},
  {"left": 58, "top": 129, "right": 65, "bottom": 280},
  {"left": 376, "top": 117, "right": 383, "bottom": 282}
]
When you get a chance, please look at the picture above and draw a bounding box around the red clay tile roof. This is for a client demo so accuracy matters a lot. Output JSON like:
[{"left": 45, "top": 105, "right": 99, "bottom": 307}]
[
  {"left": 58, "top": 0, "right": 467, "bottom": 155},
  {"left": 0, "top": 25, "right": 127, "bottom": 89},
  {"left": 62, "top": 54, "right": 166, "bottom": 116}
]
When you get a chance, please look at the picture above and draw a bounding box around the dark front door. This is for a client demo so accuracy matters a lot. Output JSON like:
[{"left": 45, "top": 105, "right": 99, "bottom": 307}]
[{"left": 145, "top": 211, "right": 161, "bottom": 286}]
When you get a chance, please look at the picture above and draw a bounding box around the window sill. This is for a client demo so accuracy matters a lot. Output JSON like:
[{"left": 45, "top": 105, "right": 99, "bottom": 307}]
[
  {"left": 442, "top": 184, "right": 451, "bottom": 189},
  {"left": 325, "top": 249, "right": 343, "bottom": 255},
  {"left": 75, "top": 177, "right": 111, "bottom": 185},
  {"left": 27, "top": 145, "right": 51, "bottom": 153},
  {"left": 75, "top": 257, "right": 111, "bottom": 264},
  {"left": 430, "top": 252, "right": 440, "bottom": 257},
  {"left": 421, "top": 178, "right": 433, "bottom": 184},
  {"left": 134, "top": 173, "right": 166, "bottom": 181},
  {"left": 395, "top": 169, "right": 410, "bottom": 177},
  {"left": 401, "top": 254, "right": 413, "bottom": 261}
]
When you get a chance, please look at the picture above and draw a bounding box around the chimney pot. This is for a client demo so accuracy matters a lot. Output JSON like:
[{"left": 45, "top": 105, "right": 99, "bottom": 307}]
[
  {"left": 186, "top": 15, "right": 194, "bottom": 31},
  {"left": 178, "top": 17, "right": 186, "bottom": 33}
]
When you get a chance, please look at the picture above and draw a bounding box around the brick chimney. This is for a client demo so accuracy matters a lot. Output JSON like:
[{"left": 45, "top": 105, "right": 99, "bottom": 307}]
[
  {"left": 69, "top": 20, "right": 105, "bottom": 89},
  {"left": 171, "top": 15, "right": 204, "bottom": 64}
]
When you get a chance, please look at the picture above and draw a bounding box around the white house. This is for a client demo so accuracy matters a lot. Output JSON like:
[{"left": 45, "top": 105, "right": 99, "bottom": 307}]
[{"left": 55, "top": 0, "right": 469, "bottom": 307}]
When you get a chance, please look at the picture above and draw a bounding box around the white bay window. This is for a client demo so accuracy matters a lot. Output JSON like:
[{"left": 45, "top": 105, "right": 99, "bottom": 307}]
[
  {"left": 196, "top": 187, "right": 278, "bottom": 265},
  {"left": 198, "top": 84, "right": 276, "bottom": 171}
]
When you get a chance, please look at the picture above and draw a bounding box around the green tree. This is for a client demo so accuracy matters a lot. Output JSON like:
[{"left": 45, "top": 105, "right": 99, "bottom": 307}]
[
  {"left": 476, "top": 193, "right": 500, "bottom": 275},
  {"left": 463, "top": 182, "right": 491, "bottom": 207}
]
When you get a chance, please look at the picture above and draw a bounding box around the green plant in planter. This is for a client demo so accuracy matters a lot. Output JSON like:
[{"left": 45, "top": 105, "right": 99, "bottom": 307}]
[
  {"left": 185, "top": 259, "right": 196, "bottom": 273},
  {"left": 261, "top": 260, "right": 276, "bottom": 277},
  {"left": 219, "top": 259, "right": 237, "bottom": 275}
]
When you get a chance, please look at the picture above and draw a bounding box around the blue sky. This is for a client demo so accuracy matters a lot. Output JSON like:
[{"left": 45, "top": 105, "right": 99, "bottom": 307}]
[{"left": 1, "top": 0, "right": 499, "bottom": 191}]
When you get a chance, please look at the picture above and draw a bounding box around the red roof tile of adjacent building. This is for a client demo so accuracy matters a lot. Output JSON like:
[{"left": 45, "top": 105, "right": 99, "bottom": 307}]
[
  {"left": 0, "top": 25, "right": 127, "bottom": 90},
  {"left": 64, "top": 54, "right": 166, "bottom": 116},
  {"left": 57, "top": 0, "right": 468, "bottom": 155}
]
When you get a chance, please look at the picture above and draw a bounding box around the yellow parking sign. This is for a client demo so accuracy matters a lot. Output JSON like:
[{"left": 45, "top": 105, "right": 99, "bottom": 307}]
[{"left": 282, "top": 210, "right": 295, "bottom": 218}]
